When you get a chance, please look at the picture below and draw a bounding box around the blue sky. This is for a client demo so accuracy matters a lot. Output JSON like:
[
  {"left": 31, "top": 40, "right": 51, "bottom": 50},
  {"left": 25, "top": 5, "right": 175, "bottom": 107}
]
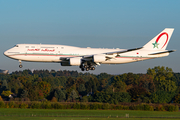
[{"left": 1, "top": 0, "right": 180, "bottom": 74}]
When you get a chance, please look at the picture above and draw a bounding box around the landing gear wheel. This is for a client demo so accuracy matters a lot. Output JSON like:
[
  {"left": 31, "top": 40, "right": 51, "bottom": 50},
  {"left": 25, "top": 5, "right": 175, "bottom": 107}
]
[
  {"left": 81, "top": 68, "right": 85, "bottom": 71},
  {"left": 79, "top": 64, "right": 83, "bottom": 68},
  {"left": 86, "top": 67, "right": 89, "bottom": 71},
  {"left": 90, "top": 67, "right": 95, "bottom": 70},
  {"left": 19, "top": 65, "right": 23, "bottom": 68},
  {"left": 19, "top": 60, "right": 23, "bottom": 68},
  {"left": 79, "top": 63, "right": 96, "bottom": 71}
]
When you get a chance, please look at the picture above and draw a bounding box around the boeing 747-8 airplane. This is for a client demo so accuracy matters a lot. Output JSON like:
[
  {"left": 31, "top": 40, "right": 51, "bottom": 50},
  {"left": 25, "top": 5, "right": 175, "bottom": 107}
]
[{"left": 4, "top": 28, "right": 175, "bottom": 71}]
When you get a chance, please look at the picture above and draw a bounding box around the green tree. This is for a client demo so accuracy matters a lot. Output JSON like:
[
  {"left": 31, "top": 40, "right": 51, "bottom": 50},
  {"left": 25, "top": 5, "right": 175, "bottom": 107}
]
[
  {"left": 147, "top": 66, "right": 174, "bottom": 81},
  {"left": 0, "top": 96, "right": 3, "bottom": 101},
  {"left": 124, "top": 73, "right": 139, "bottom": 85},
  {"left": 7, "top": 76, "right": 24, "bottom": 94},
  {"left": 66, "top": 77, "right": 75, "bottom": 89},
  {"left": 99, "top": 78, "right": 109, "bottom": 91},
  {"left": 147, "top": 66, "right": 177, "bottom": 92},
  {"left": 51, "top": 96, "right": 57, "bottom": 102},
  {"left": 66, "top": 77, "right": 76, "bottom": 97},
  {"left": 96, "top": 73, "right": 112, "bottom": 81},
  {"left": 111, "top": 76, "right": 127, "bottom": 92},
  {"left": 156, "top": 80, "right": 177, "bottom": 92},
  {"left": 38, "top": 81, "right": 51, "bottom": 97},
  {"left": 69, "top": 89, "right": 78, "bottom": 102},
  {"left": 1, "top": 80, "right": 8, "bottom": 92},
  {"left": 92, "top": 92, "right": 131, "bottom": 103},
  {"left": 174, "top": 93, "right": 180, "bottom": 103},
  {"left": 127, "top": 85, "right": 148, "bottom": 102},
  {"left": 75, "top": 78, "right": 85, "bottom": 89},
  {"left": 54, "top": 89, "right": 66, "bottom": 102},
  {"left": 85, "top": 77, "right": 99, "bottom": 93},
  {"left": 20, "top": 89, "right": 28, "bottom": 98},
  {"left": 150, "top": 90, "right": 175, "bottom": 103},
  {"left": 24, "top": 83, "right": 39, "bottom": 101},
  {"left": 58, "top": 76, "right": 67, "bottom": 87},
  {"left": 78, "top": 84, "right": 86, "bottom": 96},
  {"left": 138, "top": 74, "right": 156, "bottom": 93},
  {"left": 1, "top": 90, "right": 12, "bottom": 98}
]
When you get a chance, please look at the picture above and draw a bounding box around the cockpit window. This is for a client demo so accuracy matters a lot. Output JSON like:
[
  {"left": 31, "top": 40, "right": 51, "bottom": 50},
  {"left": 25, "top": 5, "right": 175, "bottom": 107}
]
[{"left": 14, "top": 45, "right": 19, "bottom": 47}]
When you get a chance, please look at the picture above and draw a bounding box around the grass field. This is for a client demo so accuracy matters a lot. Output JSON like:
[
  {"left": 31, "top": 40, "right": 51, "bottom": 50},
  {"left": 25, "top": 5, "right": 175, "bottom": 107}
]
[
  {"left": 0, "top": 108, "right": 179, "bottom": 120},
  {"left": 0, "top": 117, "right": 178, "bottom": 120}
]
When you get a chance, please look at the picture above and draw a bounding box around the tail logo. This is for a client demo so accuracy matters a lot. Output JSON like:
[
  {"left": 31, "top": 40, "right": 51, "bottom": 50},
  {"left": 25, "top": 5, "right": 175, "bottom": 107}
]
[{"left": 152, "top": 32, "right": 168, "bottom": 49}]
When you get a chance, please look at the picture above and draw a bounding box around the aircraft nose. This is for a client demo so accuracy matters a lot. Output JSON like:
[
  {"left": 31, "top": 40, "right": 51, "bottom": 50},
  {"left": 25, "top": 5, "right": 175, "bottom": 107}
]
[{"left": 4, "top": 50, "right": 8, "bottom": 56}]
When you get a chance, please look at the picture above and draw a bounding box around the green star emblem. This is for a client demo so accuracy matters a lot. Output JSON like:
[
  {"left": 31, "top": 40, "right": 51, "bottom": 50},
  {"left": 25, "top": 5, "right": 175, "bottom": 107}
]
[{"left": 152, "top": 41, "right": 159, "bottom": 48}]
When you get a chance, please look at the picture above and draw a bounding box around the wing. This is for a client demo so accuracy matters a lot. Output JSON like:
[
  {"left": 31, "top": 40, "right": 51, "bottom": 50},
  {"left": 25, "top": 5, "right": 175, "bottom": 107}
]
[
  {"left": 60, "top": 47, "right": 143, "bottom": 63},
  {"left": 82, "top": 47, "right": 143, "bottom": 62},
  {"left": 106, "top": 47, "right": 143, "bottom": 55},
  {"left": 60, "top": 47, "right": 143, "bottom": 71}
]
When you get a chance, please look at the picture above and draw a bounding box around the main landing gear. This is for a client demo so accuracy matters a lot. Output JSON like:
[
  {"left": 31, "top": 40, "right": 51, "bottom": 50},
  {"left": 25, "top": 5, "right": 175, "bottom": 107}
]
[
  {"left": 79, "top": 63, "right": 95, "bottom": 71},
  {"left": 19, "top": 60, "right": 23, "bottom": 68}
]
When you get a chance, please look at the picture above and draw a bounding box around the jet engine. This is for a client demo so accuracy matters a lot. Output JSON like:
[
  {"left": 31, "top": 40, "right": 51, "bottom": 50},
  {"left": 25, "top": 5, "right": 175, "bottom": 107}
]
[
  {"left": 69, "top": 57, "right": 82, "bottom": 66},
  {"left": 60, "top": 57, "right": 82, "bottom": 66},
  {"left": 93, "top": 54, "right": 106, "bottom": 63},
  {"left": 61, "top": 62, "right": 71, "bottom": 66}
]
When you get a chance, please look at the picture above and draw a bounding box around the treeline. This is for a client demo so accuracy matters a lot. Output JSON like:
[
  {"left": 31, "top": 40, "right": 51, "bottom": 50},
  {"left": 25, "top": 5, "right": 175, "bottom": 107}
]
[
  {"left": 0, "top": 66, "right": 180, "bottom": 105},
  {"left": 0, "top": 101, "right": 179, "bottom": 112}
]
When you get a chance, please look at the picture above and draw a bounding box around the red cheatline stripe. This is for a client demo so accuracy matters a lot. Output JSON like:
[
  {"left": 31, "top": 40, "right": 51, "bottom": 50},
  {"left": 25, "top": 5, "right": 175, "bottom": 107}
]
[
  {"left": 116, "top": 57, "right": 152, "bottom": 60},
  {"left": 9, "top": 54, "right": 78, "bottom": 57}
]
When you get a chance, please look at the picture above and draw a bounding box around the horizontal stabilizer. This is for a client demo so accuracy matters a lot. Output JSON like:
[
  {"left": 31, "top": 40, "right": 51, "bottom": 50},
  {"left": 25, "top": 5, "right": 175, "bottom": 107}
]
[{"left": 149, "top": 50, "right": 176, "bottom": 55}]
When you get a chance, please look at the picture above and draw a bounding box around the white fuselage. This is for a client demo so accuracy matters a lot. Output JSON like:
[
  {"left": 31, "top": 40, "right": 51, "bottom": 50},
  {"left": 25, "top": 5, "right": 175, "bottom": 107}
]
[
  {"left": 4, "top": 44, "right": 169, "bottom": 65},
  {"left": 3, "top": 28, "right": 174, "bottom": 71}
]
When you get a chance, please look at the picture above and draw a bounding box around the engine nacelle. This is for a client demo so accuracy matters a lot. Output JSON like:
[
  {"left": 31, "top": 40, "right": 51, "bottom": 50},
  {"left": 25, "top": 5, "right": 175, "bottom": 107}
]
[
  {"left": 93, "top": 54, "right": 106, "bottom": 63},
  {"left": 69, "top": 57, "right": 82, "bottom": 66},
  {"left": 61, "top": 62, "right": 71, "bottom": 66}
]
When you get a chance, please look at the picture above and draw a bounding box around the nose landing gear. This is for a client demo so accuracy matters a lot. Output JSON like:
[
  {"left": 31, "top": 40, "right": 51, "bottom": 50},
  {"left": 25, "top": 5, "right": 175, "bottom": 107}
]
[
  {"left": 19, "top": 65, "right": 23, "bottom": 68},
  {"left": 19, "top": 60, "right": 23, "bottom": 68}
]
